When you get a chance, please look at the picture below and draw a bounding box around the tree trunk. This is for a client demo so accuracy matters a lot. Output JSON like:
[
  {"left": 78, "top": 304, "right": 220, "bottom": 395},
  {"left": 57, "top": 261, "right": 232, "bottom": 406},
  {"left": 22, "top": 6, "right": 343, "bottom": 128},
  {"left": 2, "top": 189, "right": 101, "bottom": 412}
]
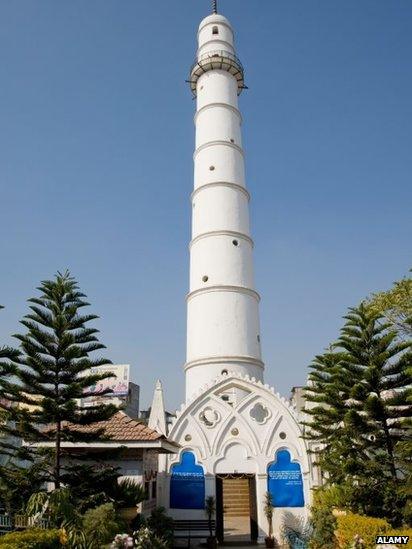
[
  {"left": 382, "top": 418, "right": 397, "bottom": 480},
  {"left": 55, "top": 420, "right": 61, "bottom": 490}
]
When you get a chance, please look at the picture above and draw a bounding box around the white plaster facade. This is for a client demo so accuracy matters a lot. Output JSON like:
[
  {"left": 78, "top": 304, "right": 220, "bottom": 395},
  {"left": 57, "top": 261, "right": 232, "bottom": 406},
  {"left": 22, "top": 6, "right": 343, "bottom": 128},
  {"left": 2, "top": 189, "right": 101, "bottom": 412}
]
[
  {"left": 159, "top": 373, "right": 314, "bottom": 542},
  {"left": 158, "top": 10, "right": 316, "bottom": 544}
]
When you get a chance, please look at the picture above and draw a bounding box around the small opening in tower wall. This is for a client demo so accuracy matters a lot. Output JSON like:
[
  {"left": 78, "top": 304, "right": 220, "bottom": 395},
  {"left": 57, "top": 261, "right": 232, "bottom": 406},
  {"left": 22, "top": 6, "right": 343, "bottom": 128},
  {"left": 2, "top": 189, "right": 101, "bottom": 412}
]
[
  {"left": 202, "top": 275, "right": 209, "bottom": 283},
  {"left": 257, "top": 335, "right": 260, "bottom": 342},
  {"left": 230, "top": 138, "right": 235, "bottom": 143},
  {"left": 209, "top": 165, "right": 215, "bottom": 171},
  {"left": 232, "top": 239, "right": 239, "bottom": 246},
  {"left": 212, "top": 26, "right": 219, "bottom": 35}
]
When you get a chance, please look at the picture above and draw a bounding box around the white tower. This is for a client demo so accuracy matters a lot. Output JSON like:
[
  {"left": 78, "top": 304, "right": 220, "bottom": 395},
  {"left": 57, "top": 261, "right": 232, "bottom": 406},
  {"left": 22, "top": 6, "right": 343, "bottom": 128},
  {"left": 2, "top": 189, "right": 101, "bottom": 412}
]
[{"left": 185, "top": 4, "right": 264, "bottom": 400}]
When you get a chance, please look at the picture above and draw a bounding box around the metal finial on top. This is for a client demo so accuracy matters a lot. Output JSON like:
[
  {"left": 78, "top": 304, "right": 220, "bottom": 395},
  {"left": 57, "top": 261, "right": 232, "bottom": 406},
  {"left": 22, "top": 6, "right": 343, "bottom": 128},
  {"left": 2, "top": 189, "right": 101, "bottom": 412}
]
[{"left": 212, "top": 0, "right": 217, "bottom": 14}]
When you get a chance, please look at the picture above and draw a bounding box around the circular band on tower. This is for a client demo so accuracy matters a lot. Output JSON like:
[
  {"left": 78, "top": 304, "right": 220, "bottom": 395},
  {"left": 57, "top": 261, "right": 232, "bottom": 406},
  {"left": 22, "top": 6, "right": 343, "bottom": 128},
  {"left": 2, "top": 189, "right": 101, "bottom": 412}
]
[
  {"left": 191, "top": 182, "right": 250, "bottom": 201},
  {"left": 194, "top": 102, "right": 242, "bottom": 125},
  {"left": 193, "top": 139, "right": 244, "bottom": 159},
  {"left": 187, "top": 285, "right": 260, "bottom": 302},
  {"left": 198, "top": 38, "right": 234, "bottom": 53},
  {"left": 189, "top": 50, "right": 245, "bottom": 97},
  {"left": 189, "top": 230, "right": 254, "bottom": 249},
  {"left": 184, "top": 355, "right": 265, "bottom": 371}
]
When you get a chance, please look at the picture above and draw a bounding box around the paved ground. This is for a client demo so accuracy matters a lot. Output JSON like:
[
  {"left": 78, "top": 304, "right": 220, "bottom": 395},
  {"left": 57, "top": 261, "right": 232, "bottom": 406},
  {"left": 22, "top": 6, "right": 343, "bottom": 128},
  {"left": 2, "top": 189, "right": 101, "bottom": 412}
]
[{"left": 223, "top": 515, "right": 251, "bottom": 544}]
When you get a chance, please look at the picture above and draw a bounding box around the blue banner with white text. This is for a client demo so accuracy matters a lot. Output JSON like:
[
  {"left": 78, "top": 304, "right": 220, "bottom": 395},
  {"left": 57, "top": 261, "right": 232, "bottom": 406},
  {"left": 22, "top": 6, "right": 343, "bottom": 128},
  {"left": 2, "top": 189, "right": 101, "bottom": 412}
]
[
  {"left": 267, "top": 449, "right": 304, "bottom": 507},
  {"left": 170, "top": 451, "right": 205, "bottom": 509}
]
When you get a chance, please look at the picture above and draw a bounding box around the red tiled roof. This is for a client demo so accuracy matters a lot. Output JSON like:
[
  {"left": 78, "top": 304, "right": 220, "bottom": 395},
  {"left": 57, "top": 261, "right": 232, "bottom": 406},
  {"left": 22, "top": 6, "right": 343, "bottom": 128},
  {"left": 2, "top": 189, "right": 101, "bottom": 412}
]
[{"left": 61, "top": 411, "right": 164, "bottom": 442}]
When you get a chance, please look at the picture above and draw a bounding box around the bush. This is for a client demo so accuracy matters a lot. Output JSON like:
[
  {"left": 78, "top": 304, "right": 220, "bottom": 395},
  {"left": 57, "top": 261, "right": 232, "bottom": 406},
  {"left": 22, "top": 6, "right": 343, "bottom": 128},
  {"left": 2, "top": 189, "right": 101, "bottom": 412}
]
[
  {"left": 335, "top": 513, "right": 390, "bottom": 549},
  {"left": 309, "top": 487, "right": 342, "bottom": 549},
  {"left": 146, "top": 507, "right": 173, "bottom": 547},
  {"left": 83, "top": 503, "right": 122, "bottom": 547},
  {"left": 0, "top": 528, "right": 64, "bottom": 548}
]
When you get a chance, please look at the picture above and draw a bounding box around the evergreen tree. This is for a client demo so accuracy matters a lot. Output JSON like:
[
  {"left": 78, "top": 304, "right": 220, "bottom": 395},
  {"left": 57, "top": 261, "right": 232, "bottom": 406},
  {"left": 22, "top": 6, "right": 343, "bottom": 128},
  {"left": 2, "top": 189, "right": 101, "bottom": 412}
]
[
  {"left": 303, "top": 349, "right": 366, "bottom": 482},
  {"left": 305, "top": 302, "right": 412, "bottom": 524},
  {"left": 0, "top": 305, "right": 30, "bottom": 464},
  {"left": 4, "top": 272, "right": 118, "bottom": 489},
  {"left": 338, "top": 304, "right": 411, "bottom": 480}
]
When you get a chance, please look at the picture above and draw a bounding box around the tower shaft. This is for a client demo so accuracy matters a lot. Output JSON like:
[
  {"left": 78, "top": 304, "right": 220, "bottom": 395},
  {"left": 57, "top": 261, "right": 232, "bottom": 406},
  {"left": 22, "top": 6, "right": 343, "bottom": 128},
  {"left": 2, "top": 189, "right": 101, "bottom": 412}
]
[{"left": 185, "top": 14, "right": 264, "bottom": 400}]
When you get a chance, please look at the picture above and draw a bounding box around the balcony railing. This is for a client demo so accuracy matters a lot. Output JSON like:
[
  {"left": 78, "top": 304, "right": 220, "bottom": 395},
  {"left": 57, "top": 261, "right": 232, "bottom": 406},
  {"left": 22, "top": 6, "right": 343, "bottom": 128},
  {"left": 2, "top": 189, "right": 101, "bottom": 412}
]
[{"left": 188, "top": 50, "right": 245, "bottom": 96}]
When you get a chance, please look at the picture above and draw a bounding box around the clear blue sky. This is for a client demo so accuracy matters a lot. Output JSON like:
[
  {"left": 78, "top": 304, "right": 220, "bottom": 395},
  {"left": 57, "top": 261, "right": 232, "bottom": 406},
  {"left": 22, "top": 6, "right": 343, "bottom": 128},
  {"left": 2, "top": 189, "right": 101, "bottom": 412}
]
[{"left": 0, "top": 0, "right": 411, "bottom": 411}]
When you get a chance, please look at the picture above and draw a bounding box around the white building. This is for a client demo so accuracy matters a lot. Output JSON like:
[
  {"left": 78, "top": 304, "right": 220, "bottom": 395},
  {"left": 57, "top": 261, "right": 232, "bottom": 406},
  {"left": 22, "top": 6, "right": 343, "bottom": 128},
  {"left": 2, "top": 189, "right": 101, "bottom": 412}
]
[{"left": 154, "top": 4, "right": 317, "bottom": 545}]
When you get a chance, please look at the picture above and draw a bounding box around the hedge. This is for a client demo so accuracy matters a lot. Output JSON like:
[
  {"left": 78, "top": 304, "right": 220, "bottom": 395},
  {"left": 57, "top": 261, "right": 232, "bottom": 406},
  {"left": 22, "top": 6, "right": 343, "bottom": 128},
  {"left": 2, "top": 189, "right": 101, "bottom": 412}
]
[
  {"left": 0, "top": 528, "right": 65, "bottom": 548},
  {"left": 335, "top": 513, "right": 412, "bottom": 549}
]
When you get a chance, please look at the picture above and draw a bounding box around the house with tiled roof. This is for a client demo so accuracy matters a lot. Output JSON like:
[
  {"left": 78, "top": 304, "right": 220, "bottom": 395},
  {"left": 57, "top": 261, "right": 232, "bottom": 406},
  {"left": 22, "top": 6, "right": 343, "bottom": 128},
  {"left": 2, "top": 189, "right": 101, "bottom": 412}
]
[{"left": 25, "top": 405, "right": 179, "bottom": 516}]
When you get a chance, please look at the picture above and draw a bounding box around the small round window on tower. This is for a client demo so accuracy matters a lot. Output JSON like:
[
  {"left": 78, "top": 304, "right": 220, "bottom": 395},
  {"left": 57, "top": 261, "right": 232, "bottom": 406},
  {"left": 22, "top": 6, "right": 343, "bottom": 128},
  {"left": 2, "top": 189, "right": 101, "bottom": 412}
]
[
  {"left": 202, "top": 275, "right": 209, "bottom": 283},
  {"left": 230, "top": 138, "right": 235, "bottom": 143},
  {"left": 232, "top": 240, "right": 239, "bottom": 246},
  {"left": 279, "top": 432, "right": 287, "bottom": 440},
  {"left": 209, "top": 166, "right": 215, "bottom": 171},
  {"left": 221, "top": 369, "right": 228, "bottom": 375}
]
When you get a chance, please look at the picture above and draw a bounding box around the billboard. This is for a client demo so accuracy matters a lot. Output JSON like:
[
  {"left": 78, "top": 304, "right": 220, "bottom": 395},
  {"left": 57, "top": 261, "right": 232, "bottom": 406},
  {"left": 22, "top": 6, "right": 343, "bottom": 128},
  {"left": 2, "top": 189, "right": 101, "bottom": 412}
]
[{"left": 87, "top": 364, "right": 130, "bottom": 397}]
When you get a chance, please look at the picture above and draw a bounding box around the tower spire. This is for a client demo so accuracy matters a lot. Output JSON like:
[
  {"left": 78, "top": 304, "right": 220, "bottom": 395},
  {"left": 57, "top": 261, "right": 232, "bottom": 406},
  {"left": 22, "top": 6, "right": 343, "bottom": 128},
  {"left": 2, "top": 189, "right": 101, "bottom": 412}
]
[{"left": 212, "top": 0, "right": 217, "bottom": 14}]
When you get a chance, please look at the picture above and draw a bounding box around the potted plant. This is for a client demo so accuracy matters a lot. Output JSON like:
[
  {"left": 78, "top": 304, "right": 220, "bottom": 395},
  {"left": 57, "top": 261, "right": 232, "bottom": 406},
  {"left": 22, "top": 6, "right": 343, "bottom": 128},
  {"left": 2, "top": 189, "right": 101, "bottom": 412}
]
[
  {"left": 115, "top": 479, "right": 146, "bottom": 525},
  {"left": 205, "top": 496, "right": 217, "bottom": 548},
  {"left": 264, "top": 491, "right": 276, "bottom": 548}
]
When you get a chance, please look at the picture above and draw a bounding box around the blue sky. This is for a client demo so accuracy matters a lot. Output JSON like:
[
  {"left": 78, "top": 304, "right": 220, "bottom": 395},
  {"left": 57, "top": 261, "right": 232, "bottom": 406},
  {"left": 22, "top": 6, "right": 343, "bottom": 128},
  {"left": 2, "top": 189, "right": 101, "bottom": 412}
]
[{"left": 0, "top": 0, "right": 411, "bottom": 411}]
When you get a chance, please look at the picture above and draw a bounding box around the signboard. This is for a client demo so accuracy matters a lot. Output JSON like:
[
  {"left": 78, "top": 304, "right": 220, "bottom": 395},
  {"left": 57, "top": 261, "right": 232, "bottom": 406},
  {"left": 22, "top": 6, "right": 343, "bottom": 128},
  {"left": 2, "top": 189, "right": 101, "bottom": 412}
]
[
  {"left": 267, "top": 449, "right": 304, "bottom": 508},
  {"left": 170, "top": 451, "right": 205, "bottom": 509},
  {"left": 87, "top": 364, "right": 130, "bottom": 397}
]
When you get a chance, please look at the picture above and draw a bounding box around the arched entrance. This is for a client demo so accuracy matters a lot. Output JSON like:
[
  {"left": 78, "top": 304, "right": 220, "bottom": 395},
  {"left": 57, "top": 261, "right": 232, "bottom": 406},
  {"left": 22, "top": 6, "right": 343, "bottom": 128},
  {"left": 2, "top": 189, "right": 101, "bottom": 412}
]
[{"left": 216, "top": 473, "right": 258, "bottom": 544}]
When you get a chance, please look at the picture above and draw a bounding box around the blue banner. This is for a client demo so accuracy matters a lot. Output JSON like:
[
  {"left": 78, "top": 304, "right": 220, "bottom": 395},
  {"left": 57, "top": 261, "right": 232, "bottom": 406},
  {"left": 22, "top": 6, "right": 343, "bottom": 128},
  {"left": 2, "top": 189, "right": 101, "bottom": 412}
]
[
  {"left": 267, "top": 449, "right": 304, "bottom": 507},
  {"left": 170, "top": 451, "right": 205, "bottom": 509}
]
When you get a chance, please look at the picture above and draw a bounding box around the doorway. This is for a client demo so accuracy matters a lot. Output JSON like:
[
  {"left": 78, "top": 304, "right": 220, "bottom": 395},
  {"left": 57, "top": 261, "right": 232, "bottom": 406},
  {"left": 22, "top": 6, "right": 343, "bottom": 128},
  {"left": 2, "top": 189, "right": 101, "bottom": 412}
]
[{"left": 216, "top": 474, "right": 258, "bottom": 544}]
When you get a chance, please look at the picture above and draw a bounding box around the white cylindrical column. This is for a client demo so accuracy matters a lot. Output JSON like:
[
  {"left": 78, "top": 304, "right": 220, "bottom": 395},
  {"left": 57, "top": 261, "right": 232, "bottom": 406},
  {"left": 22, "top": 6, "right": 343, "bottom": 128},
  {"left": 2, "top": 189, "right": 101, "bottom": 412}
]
[{"left": 185, "top": 14, "right": 264, "bottom": 400}]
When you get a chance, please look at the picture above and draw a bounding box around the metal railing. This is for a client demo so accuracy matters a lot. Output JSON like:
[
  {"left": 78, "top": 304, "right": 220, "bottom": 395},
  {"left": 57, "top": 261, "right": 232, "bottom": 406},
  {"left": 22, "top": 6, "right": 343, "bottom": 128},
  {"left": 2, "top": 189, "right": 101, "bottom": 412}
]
[
  {"left": 190, "top": 49, "right": 244, "bottom": 77},
  {"left": 0, "top": 514, "right": 49, "bottom": 535}
]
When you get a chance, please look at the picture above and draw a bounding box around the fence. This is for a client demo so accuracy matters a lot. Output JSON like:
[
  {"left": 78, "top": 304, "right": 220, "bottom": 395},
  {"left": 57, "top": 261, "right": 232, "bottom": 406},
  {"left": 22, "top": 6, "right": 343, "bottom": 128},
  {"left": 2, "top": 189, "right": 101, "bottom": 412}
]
[{"left": 0, "top": 514, "right": 49, "bottom": 535}]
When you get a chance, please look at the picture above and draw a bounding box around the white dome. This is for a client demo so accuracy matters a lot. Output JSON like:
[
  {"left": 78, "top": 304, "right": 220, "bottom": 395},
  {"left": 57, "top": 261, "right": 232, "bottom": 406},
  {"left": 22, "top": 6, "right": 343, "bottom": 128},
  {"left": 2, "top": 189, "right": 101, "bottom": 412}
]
[{"left": 198, "top": 13, "right": 232, "bottom": 32}]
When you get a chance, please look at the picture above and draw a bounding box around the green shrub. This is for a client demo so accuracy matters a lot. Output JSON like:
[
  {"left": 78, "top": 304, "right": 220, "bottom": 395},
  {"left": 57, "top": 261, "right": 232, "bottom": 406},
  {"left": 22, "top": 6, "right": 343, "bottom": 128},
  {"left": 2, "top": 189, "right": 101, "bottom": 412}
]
[
  {"left": 309, "top": 487, "right": 342, "bottom": 549},
  {"left": 146, "top": 507, "right": 173, "bottom": 547},
  {"left": 83, "top": 502, "right": 122, "bottom": 547},
  {"left": 336, "top": 513, "right": 412, "bottom": 548},
  {"left": 0, "top": 528, "right": 64, "bottom": 548}
]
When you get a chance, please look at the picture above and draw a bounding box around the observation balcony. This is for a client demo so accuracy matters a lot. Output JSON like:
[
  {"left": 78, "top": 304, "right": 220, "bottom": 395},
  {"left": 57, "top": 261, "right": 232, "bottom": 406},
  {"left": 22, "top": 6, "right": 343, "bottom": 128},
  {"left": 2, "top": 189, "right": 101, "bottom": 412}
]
[{"left": 189, "top": 50, "right": 246, "bottom": 97}]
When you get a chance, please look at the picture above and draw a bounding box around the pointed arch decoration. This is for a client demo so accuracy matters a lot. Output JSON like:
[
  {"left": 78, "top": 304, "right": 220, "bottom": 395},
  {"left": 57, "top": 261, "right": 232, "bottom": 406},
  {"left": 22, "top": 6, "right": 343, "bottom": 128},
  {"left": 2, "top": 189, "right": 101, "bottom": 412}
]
[
  {"left": 267, "top": 449, "right": 304, "bottom": 507},
  {"left": 170, "top": 451, "right": 205, "bottom": 509}
]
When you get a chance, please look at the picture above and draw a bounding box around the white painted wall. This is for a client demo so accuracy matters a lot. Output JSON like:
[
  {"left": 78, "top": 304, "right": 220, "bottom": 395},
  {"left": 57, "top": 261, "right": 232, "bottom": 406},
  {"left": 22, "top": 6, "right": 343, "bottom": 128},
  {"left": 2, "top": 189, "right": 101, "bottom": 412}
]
[
  {"left": 186, "top": 12, "right": 264, "bottom": 400},
  {"left": 158, "top": 375, "right": 316, "bottom": 544}
]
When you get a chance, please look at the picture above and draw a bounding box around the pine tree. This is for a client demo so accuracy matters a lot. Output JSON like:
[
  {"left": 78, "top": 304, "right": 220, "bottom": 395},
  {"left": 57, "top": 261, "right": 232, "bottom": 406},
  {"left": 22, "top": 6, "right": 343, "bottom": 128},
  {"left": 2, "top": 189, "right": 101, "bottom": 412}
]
[
  {"left": 0, "top": 306, "right": 24, "bottom": 463},
  {"left": 303, "top": 348, "right": 371, "bottom": 482},
  {"left": 338, "top": 304, "right": 411, "bottom": 480},
  {"left": 5, "top": 272, "right": 118, "bottom": 489},
  {"left": 305, "top": 302, "right": 412, "bottom": 524}
]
